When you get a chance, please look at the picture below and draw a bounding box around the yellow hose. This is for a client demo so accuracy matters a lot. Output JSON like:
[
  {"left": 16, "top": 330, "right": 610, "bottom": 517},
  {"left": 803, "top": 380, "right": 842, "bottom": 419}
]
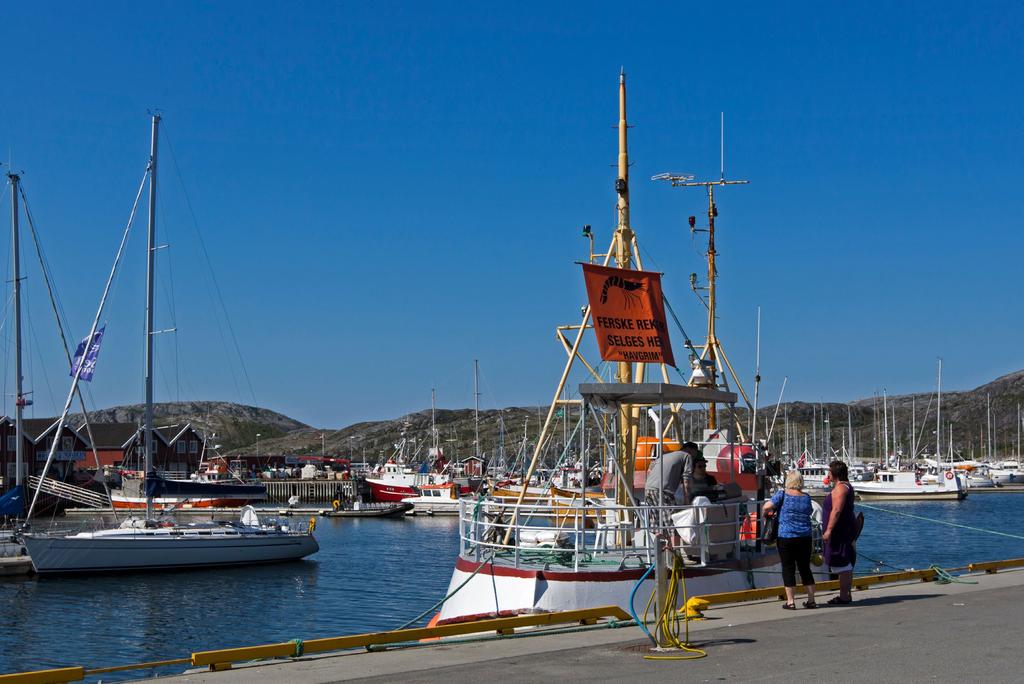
[{"left": 642, "top": 552, "right": 707, "bottom": 661}]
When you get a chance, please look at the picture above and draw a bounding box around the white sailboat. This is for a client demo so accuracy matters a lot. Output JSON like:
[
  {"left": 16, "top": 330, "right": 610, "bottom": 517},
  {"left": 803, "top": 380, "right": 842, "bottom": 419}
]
[{"left": 21, "top": 114, "right": 318, "bottom": 573}]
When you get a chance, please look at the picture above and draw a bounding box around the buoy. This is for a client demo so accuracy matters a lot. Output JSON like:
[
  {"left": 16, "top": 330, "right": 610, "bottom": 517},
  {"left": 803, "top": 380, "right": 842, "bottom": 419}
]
[
  {"left": 332, "top": 499, "right": 341, "bottom": 511},
  {"left": 739, "top": 511, "right": 758, "bottom": 541},
  {"left": 945, "top": 471, "right": 954, "bottom": 480}
]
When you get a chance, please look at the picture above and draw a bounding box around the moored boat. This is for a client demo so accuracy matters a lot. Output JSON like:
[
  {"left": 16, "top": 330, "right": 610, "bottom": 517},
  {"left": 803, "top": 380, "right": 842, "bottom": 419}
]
[
  {"left": 856, "top": 469, "right": 965, "bottom": 501},
  {"left": 402, "top": 483, "right": 469, "bottom": 515},
  {"left": 22, "top": 506, "right": 317, "bottom": 574},
  {"left": 20, "top": 115, "right": 319, "bottom": 574},
  {"left": 435, "top": 74, "right": 820, "bottom": 625}
]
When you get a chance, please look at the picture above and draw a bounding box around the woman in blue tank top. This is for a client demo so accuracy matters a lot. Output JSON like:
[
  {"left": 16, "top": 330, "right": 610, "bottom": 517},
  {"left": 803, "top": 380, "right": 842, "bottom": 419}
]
[{"left": 762, "top": 470, "right": 817, "bottom": 609}]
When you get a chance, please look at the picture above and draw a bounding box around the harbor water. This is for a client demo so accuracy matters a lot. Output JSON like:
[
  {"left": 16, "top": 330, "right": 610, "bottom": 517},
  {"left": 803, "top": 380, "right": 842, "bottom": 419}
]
[{"left": 4, "top": 493, "right": 1024, "bottom": 676}]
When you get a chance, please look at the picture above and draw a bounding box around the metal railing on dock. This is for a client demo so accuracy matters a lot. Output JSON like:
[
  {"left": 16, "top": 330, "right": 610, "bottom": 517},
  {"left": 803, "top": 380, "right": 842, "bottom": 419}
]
[{"left": 26, "top": 477, "right": 108, "bottom": 508}]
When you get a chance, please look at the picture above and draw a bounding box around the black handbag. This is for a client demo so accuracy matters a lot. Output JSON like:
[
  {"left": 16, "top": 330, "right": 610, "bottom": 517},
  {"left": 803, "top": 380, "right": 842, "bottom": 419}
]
[{"left": 762, "top": 492, "right": 785, "bottom": 545}]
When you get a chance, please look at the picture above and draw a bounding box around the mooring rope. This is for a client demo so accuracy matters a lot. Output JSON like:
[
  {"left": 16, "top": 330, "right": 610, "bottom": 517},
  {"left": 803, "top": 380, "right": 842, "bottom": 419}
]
[
  {"left": 928, "top": 564, "right": 978, "bottom": 585},
  {"left": 857, "top": 502, "right": 1024, "bottom": 541}
]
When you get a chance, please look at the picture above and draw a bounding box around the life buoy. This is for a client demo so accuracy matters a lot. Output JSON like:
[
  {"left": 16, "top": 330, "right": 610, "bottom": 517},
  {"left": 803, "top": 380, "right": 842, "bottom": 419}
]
[
  {"left": 308, "top": 517, "right": 317, "bottom": 534},
  {"left": 945, "top": 471, "right": 954, "bottom": 480},
  {"left": 332, "top": 499, "right": 341, "bottom": 511},
  {"left": 739, "top": 511, "right": 758, "bottom": 541},
  {"left": 823, "top": 475, "right": 831, "bottom": 487}
]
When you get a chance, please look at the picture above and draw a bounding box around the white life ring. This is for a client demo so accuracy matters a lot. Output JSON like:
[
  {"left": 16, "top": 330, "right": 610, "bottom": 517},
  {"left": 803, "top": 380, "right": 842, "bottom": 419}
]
[{"left": 945, "top": 471, "right": 954, "bottom": 480}]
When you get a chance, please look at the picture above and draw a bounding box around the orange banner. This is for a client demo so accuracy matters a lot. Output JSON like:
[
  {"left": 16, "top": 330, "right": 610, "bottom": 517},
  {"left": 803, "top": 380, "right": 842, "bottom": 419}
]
[{"left": 581, "top": 263, "right": 675, "bottom": 366}]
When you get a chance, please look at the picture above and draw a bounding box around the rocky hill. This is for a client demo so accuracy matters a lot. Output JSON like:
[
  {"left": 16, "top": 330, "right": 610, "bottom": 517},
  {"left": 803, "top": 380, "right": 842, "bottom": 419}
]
[
  {"left": 224, "top": 406, "right": 551, "bottom": 465},
  {"left": 73, "top": 369, "right": 1024, "bottom": 463},
  {"left": 70, "top": 401, "right": 309, "bottom": 452}
]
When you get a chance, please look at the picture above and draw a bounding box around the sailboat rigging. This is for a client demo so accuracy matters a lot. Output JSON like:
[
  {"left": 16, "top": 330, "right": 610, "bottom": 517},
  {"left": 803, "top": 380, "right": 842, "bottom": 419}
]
[{"left": 20, "top": 114, "right": 318, "bottom": 573}]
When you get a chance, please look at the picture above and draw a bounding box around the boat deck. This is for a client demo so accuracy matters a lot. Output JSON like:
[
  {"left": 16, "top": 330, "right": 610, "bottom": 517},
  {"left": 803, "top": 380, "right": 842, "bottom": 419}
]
[{"left": 163, "top": 565, "right": 1024, "bottom": 683}]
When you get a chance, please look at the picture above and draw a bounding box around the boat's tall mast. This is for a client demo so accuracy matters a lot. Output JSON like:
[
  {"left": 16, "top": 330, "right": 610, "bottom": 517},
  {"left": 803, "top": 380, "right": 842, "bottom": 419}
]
[
  {"left": 612, "top": 71, "right": 636, "bottom": 504},
  {"left": 144, "top": 114, "right": 160, "bottom": 520},
  {"left": 9, "top": 173, "right": 24, "bottom": 488}
]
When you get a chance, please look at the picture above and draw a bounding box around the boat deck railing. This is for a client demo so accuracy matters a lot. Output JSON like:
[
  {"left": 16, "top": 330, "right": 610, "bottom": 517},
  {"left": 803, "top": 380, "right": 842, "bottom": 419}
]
[{"left": 457, "top": 496, "right": 767, "bottom": 571}]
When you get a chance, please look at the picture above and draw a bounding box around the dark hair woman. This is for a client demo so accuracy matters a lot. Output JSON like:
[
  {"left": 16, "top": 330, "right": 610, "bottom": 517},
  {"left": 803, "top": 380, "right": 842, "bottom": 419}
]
[{"left": 823, "top": 460, "right": 856, "bottom": 604}]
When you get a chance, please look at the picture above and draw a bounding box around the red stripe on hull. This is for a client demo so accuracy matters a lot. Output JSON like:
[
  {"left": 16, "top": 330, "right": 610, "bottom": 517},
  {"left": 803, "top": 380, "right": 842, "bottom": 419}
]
[
  {"left": 111, "top": 498, "right": 257, "bottom": 509},
  {"left": 453, "top": 552, "right": 780, "bottom": 582}
]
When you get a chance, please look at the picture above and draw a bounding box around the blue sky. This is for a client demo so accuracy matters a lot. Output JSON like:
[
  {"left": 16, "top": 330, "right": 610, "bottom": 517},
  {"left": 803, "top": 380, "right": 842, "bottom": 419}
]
[{"left": 0, "top": 2, "right": 1022, "bottom": 427}]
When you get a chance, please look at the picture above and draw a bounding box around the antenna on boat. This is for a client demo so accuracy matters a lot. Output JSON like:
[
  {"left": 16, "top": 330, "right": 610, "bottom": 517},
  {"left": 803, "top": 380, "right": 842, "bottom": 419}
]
[
  {"left": 652, "top": 123, "right": 751, "bottom": 438},
  {"left": 720, "top": 112, "right": 725, "bottom": 182}
]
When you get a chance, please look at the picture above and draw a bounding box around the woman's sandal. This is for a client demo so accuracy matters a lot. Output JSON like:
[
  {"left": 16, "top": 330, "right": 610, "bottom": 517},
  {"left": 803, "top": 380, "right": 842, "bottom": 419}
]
[
  {"left": 803, "top": 600, "right": 818, "bottom": 609},
  {"left": 826, "top": 596, "right": 852, "bottom": 605},
  {"left": 782, "top": 603, "right": 796, "bottom": 610}
]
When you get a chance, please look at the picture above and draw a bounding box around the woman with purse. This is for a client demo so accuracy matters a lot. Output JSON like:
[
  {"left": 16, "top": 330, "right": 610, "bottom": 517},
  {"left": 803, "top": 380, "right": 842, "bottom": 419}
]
[{"left": 762, "top": 470, "right": 817, "bottom": 609}]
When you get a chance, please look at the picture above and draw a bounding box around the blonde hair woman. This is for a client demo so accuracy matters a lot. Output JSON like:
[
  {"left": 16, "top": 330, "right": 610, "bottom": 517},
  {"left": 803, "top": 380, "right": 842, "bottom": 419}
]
[{"left": 762, "top": 470, "right": 817, "bottom": 609}]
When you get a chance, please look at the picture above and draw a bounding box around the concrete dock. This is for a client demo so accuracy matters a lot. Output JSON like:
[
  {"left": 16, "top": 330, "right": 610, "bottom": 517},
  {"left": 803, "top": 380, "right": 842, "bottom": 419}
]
[{"left": 166, "top": 566, "right": 1024, "bottom": 683}]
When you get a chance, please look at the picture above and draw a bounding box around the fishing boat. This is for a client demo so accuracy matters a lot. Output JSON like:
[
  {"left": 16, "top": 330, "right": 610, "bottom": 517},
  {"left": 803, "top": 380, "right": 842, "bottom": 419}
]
[
  {"left": 21, "top": 114, "right": 318, "bottom": 573},
  {"left": 435, "top": 74, "right": 819, "bottom": 626},
  {"left": 365, "top": 459, "right": 466, "bottom": 502},
  {"left": 365, "top": 405, "right": 466, "bottom": 502},
  {"left": 856, "top": 468, "right": 965, "bottom": 501}
]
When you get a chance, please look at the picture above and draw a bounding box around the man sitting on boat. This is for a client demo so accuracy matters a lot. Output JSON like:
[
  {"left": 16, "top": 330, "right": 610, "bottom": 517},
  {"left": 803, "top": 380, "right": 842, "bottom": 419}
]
[{"left": 690, "top": 455, "right": 720, "bottom": 501}]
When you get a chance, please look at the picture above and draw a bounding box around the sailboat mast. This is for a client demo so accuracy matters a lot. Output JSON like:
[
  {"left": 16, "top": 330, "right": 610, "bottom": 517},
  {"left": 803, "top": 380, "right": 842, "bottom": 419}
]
[
  {"left": 882, "top": 389, "right": 889, "bottom": 465},
  {"left": 431, "top": 387, "right": 438, "bottom": 453},
  {"left": 144, "top": 114, "right": 160, "bottom": 520},
  {"left": 473, "top": 360, "right": 480, "bottom": 460},
  {"left": 613, "top": 71, "right": 635, "bottom": 504},
  {"left": 936, "top": 358, "right": 942, "bottom": 461},
  {"left": 9, "top": 173, "right": 24, "bottom": 488}
]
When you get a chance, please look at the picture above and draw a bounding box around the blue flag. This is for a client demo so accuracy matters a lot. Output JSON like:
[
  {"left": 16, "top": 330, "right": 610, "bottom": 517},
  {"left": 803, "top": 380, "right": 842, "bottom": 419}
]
[{"left": 70, "top": 326, "right": 105, "bottom": 382}]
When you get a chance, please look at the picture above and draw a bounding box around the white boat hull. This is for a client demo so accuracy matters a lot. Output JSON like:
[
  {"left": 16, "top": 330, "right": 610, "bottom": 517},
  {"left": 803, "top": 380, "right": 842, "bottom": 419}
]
[
  {"left": 437, "top": 554, "right": 815, "bottom": 624},
  {"left": 987, "top": 470, "right": 1024, "bottom": 486},
  {"left": 22, "top": 529, "right": 318, "bottom": 574},
  {"left": 403, "top": 500, "right": 463, "bottom": 515}
]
